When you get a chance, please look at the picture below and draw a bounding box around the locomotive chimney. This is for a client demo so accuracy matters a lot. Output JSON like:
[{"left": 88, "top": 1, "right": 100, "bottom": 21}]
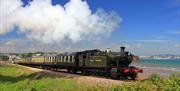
[{"left": 120, "top": 46, "right": 125, "bottom": 53}]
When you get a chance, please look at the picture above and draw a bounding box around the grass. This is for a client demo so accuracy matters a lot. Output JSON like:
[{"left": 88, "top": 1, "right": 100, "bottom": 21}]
[
  {"left": 0, "top": 63, "right": 180, "bottom": 91},
  {"left": 0, "top": 64, "right": 82, "bottom": 91}
]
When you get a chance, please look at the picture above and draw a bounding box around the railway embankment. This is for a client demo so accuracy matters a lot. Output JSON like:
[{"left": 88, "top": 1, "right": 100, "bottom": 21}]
[{"left": 0, "top": 61, "right": 179, "bottom": 91}]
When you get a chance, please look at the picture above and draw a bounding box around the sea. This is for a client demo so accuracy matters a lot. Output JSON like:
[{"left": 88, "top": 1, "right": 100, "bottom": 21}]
[{"left": 131, "top": 59, "right": 180, "bottom": 71}]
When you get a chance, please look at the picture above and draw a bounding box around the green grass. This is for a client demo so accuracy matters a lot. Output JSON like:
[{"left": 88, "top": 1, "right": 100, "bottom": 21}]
[
  {"left": 0, "top": 64, "right": 180, "bottom": 91},
  {"left": 0, "top": 65, "right": 82, "bottom": 91},
  {"left": 110, "top": 74, "right": 180, "bottom": 91}
]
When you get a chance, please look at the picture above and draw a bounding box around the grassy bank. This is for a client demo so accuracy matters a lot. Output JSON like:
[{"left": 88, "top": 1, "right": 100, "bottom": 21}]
[
  {"left": 0, "top": 64, "right": 83, "bottom": 91},
  {"left": 0, "top": 63, "right": 180, "bottom": 91}
]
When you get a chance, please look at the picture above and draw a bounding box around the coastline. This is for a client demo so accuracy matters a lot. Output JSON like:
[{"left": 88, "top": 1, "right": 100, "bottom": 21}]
[
  {"left": 138, "top": 67, "right": 180, "bottom": 79},
  {"left": 133, "top": 59, "right": 180, "bottom": 79}
]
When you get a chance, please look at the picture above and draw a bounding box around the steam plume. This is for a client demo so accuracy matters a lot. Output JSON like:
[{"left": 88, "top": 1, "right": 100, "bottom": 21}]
[{"left": 0, "top": 0, "right": 121, "bottom": 44}]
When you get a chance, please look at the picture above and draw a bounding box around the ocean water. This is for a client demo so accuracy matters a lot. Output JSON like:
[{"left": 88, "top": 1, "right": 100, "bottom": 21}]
[{"left": 131, "top": 59, "right": 180, "bottom": 71}]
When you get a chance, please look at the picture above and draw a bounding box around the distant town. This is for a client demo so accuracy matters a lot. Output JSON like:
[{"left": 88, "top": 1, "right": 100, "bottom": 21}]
[
  {"left": 0, "top": 52, "right": 57, "bottom": 61},
  {"left": 140, "top": 54, "right": 180, "bottom": 60}
]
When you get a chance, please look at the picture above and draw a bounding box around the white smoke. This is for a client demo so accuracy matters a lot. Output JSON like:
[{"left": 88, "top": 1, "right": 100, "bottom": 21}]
[
  {"left": 0, "top": 0, "right": 22, "bottom": 34},
  {"left": 0, "top": 0, "right": 121, "bottom": 44}
]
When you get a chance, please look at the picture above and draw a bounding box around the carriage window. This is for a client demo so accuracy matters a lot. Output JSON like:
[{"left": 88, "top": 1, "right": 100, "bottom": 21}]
[
  {"left": 54, "top": 57, "right": 57, "bottom": 62},
  {"left": 68, "top": 56, "right": 70, "bottom": 62},
  {"left": 72, "top": 56, "right": 74, "bottom": 62},
  {"left": 64, "top": 56, "right": 66, "bottom": 62},
  {"left": 59, "top": 56, "right": 61, "bottom": 62},
  {"left": 60, "top": 56, "right": 61, "bottom": 62},
  {"left": 61, "top": 56, "right": 63, "bottom": 62}
]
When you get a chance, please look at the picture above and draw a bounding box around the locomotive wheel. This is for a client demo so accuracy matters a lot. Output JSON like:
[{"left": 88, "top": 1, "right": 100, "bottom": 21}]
[
  {"left": 130, "top": 73, "right": 137, "bottom": 80},
  {"left": 67, "top": 69, "right": 71, "bottom": 73},
  {"left": 72, "top": 70, "right": 77, "bottom": 74},
  {"left": 130, "top": 76, "right": 136, "bottom": 80},
  {"left": 116, "top": 74, "right": 127, "bottom": 80},
  {"left": 111, "top": 76, "right": 118, "bottom": 80},
  {"left": 119, "top": 76, "right": 127, "bottom": 80},
  {"left": 81, "top": 70, "right": 89, "bottom": 76}
]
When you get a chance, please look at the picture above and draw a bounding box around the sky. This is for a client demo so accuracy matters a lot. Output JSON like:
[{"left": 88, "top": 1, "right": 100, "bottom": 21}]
[{"left": 0, "top": 0, "right": 180, "bottom": 55}]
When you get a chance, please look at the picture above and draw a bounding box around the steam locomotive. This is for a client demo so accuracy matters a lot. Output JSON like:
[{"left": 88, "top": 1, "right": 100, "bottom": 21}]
[{"left": 17, "top": 47, "right": 143, "bottom": 80}]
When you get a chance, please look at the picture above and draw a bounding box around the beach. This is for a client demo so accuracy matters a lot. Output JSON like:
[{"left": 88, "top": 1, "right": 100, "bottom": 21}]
[
  {"left": 138, "top": 67, "right": 180, "bottom": 79},
  {"left": 133, "top": 59, "right": 180, "bottom": 79}
]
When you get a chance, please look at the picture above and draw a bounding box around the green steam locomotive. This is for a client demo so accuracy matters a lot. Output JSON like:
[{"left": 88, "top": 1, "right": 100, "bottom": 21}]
[{"left": 17, "top": 47, "right": 143, "bottom": 80}]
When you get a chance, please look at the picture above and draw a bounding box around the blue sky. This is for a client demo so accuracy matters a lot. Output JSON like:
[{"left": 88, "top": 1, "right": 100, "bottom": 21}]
[{"left": 0, "top": 0, "right": 180, "bottom": 55}]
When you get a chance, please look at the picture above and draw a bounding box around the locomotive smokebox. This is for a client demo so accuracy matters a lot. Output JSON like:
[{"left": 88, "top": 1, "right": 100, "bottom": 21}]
[{"left": 120, "top": 46, "right": 125, "bottom": 53}]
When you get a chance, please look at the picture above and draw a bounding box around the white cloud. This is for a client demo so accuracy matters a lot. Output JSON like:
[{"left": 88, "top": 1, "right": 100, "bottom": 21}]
[
  {"left": 0, "top": 0, "right": 121, "bottom": 44},
  {"left": 0, "top": 0, "right": 22, "bottom": 34}
]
